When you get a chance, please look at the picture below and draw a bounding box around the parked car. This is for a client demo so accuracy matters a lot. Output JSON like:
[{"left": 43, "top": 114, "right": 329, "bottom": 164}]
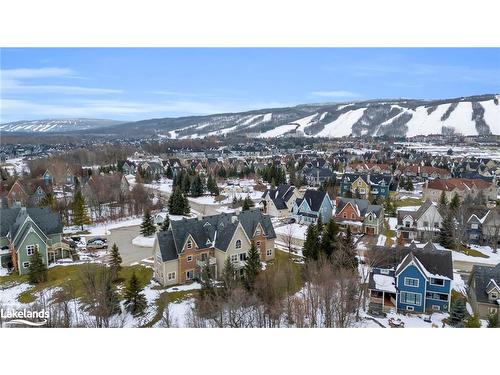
[{"left": 87, "top": 238, "right": 108, "bottom": 250}]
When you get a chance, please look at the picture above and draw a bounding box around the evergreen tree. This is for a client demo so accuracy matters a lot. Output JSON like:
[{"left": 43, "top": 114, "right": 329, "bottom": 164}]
[
  {"left": 487, "top": 313, "right": 499, "bottom": 328},
  {"left": 243, "top": 243, "right": 261, "bottom": 291},
  {"left": 165, "top": 165, "right": 173, "bottom": 179},
  {"left": 168, "top": 187, "right": 190, "bottom": 215},
  {"left": 338, "top": 226, "right": 358, "bottom": 270},
  {"left": 199, "top": 260, "right": 216, "bottom": 301},
  {"left": 449, "top": 193, "right": 460, "bottom": 212},
  {"left": 140, "top": 210, "right": 156, "bottom": 236},
  {"left": 39, "top": 192, "right": 57, "bottom": 211},
  {"left": 449, "top": 298, "right": 466, "bottom": 327},
  {"left": 242, "top": 196, "right": 254, "bottom": 211},
  {"left": 439, "top": 190, "right": 448, "bottom": 207},
  {"left": 160, "top": 215, "right": 170, "bottom": 231},
  {"left": 123, "top": 272, "right": 148, "bottom": 317},
  {"left": 72, "top": 190, "right": 91, "bottom": 230},
  {"left": 190, "top": 175, "right": 204, "bottom": 197},
  {"left": 439, "top": 212, "right": 456, "bottom": 249},
  {"left": 320, "top": 218, "right": 339, "bottom": 259},
  {"left": 405, "top": 178, "right": 414, "bottom": 191},
  {"left": 465, "top": 314, "right": 481, "bottom": 328},
  {"left": 316, "top": 213, "right": 324, "bottom": 234},
  {"left": 207, "top": 174, "right": 219, "bottom": 196},
  {"left": 219, "top": 257, "right": 237, "bottom": 300},
  {"left": 109, "top": 243, "right": 122, "bottom": 276},
  {"left": 28, "top": 249, "right": 48, "bottom": 284},
  {"left": 303, "top": 223, "right": 320, "bottom": 261}
]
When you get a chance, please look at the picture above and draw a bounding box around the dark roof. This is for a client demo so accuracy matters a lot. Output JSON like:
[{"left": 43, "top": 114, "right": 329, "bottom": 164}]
[
  {"left": 470, "top": 263, "right": 500, "bottom": 304},
  {"left": 263, "top": 184, "right": 296, "bottom": 210},
  {"left": 336, "top": 198, "right": 383, "bottom": 217},
  {"left": 157, "top": 209, "right": 276, "bottom": 261},
  {"left": 0, "top": 207, "right": 62, "bottom": 238},
  {"left": 370, "top": 243, "right": 453, "bottom": 279},
  {"left": 297, "top": 189, "right": 329, "bottom": 212}
]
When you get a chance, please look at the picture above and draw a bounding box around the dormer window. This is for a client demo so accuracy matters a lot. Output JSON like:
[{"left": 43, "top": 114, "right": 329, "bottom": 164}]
[
  {"left": 255, "top": 229, "right": 261, "bottom": 236},
  {"left": 491, "top": 292, "right": 498, "bottom": 300},
  {"left": 235, "top": 240, "right": 242, "bottom": 249},
  {"left": 351, "top": 213, "right": 355, "bottom": 219},
  {"left": 187, "top": 240, "right": 193, "bottom": 249}
]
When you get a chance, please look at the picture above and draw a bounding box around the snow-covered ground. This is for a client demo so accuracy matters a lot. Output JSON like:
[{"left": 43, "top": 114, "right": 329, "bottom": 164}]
[
  {"left": 274, "top": 223, "right": 309, "bottom": 241},
  {"left": 2, "top": 157, "right": 29, "bottom": 175},
  {"left": 376, "top": 234, "right": 387, "bottom": 246},
  {"left": 132, "top": 235, "right": 156, "bottom": 247},
  {"left": 316, "top": 108, "right": 366, "bottom": 138},
  {"left": 387, "top": 217, "right": 398, "bottom": 231},
  {"left": 257, "top": 124, "right": 297, "bottom": 138},
  {"left": 64, "top": 216, "right": 144, "bottom": 235}
]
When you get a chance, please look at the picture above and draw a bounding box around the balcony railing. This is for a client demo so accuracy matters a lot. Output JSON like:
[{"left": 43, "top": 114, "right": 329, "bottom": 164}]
[{"left": 196, "top": 256, "right": 217, "bottom": 268}]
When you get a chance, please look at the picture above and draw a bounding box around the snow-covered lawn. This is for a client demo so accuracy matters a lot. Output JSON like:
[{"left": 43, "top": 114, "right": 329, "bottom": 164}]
[
  {"left": 376, "top": 234, "right": 387, "bottom": 246},
  {"left": 365, "top": 310, "right": 450, "bottom": 328},
  {"left": 132, "top": 235, "right": 156, "bottom": 248},
  {"left": 64, "top": 216, "right": 144, "bottom": 236},
  {"left": 274, "top": 223, "right": 308, "bottom": 240},
  {"left": 166, "top": 282, "right": 201, "bottom": 293},
  {"left": 387, "top": 217, "right": 398, "bottom": 230},
  {"left": 188, "top": 195, "right": 221, "bottom": 205}
]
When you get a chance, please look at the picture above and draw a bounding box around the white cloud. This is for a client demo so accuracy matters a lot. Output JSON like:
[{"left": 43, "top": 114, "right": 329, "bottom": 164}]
[
  {"left": 0, "top": 98, "right": 291, "bottom": 123},
  {"left": 311, "top": 90, "right": 359, "bottom": 98},
  {"left": 1, "top": 67, "right": 122, "bottom": 95}
]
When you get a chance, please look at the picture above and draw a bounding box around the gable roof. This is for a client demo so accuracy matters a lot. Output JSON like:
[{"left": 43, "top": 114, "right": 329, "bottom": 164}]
[
  {"left": 336, "top": 197, "right": 383, "bottom": 218},
  {"left": 263, "top": 184, "right": 296, "bottom": 210},
  {"left": 0, "top": 207, "right": 62, "bottom": 238},
  {"left": 470, "top": 263, "right": 500, "bottom": 304},
  {"left": 298, "top": 189, "right": 329, "bottom": 212},
  {"left": 157, "top": 209, "right": 276, "bottom": 261}
]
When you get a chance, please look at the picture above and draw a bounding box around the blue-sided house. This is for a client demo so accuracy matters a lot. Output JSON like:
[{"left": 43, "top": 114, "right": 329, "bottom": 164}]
[
  {"left": 368, "top": 242, "right": 453, "bottom": 315},
  {"left": 291, "top": 189, "right": 334, "bottom": 224}
]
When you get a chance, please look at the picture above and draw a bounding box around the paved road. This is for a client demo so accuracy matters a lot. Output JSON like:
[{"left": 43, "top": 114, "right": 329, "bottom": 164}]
[{"left": 107, "top": 224, "right": 154, "bottom": 266}]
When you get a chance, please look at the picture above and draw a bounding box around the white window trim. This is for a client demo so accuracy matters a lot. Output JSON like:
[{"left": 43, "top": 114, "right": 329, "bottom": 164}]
[
  {"left": 266, "top": 249, "right": 272, "bottom": 256},
  {"left": 430, "top": 278, "right": 445, "bottom": 286},
  {"left": 400, "top": 291, "right": 422, "bottom": 306},
  {"left": 406, "top": 306, "right": 415, "bottom": 311},
  {"left": 22, "top": 261, "right": 30, "bottom": 268},
  {"left": 380, "top": 269, "right": 390, "bottom": 275},
  {"left": 187, "top": 255, "right": 193, "bottom": 262},
  {"left": 432, "top": 305, "right": 441, "bottom": 311},
  {"left": 404, "top": 277, "right": 420, "bottom": 288},
  {"left": 167, "top": 272, "right": 176, "bottom": 280},
  {"left": 26, "top": 244, "right": 36, "bottom": 256},
  {"left": 230, "top": 254, "right": 238, "bottom": 263},
  {"left": 187, "top": 240, "right": 193, "bottom": 249},
  {"left": 186, "top": 270, "right": 194, "bottom": 280},
  {"left": 235, "top": 239, "right": 242, "bottom": 249}
]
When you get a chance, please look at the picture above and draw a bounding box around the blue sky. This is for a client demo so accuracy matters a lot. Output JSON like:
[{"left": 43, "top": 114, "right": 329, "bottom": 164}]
[{"left": 1, "top": 48, "right": 499, "bottom": 123}]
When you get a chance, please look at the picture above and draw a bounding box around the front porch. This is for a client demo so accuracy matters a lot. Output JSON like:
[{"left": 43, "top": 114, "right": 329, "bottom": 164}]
[{"left": 369, "top": 290, "right": 397, "bottom": 314}]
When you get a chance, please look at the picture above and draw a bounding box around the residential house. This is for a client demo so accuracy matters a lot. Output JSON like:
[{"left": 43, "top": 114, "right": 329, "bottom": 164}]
[
  {"left": 153, "top": 209, "right": 276, "bottom": 286},
  {"left": 6, "top": 179, "right": 52, "bottom": 208},
  {"left": 423, "top": 178, "right": 498, "bottom": 202},
  {"left": 261, "top": 184, "right": 301, "bottom": 218},
  {"left": 340, "top": 173, "right": 392, "bottom": 200},
  {"left": 468, "top": 263, "right": 500, "bottom": 320},
  {"left": 298, "top": 166, "right": 335, "bottom": 186},
  {"left": 334, "top": 197, "right": 384, "bottom": 235},
  {"left": 291, "top": 189, "right": 334, "bottom": 224},
  {"left": 397, "top": 200, "right": 443, "bottom": 242},
  {"left": 368, "top": 242, "right": 453, "bottom": 314},
  {"left": 0, "top": 207, "right": 70, "bottom": 274}
]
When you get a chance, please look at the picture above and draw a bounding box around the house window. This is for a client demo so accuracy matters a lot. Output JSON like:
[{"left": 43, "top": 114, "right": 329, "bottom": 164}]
[
  {"left": 343, "top": 213, "right": 347, "bottom": 219},
  {"left": 187, "top": 255, "right": 193, "bottom": 262},
  {"left": 405, "top": 221, "right": 411, "bottom": 228},
  {"left": 380, "top": 269, "right": 390, "bottom": 275},
  {"left": 187, "top": 240, "right": 193, "bottom": 249},
  {"left": 266, "top": 249, "right": 272, "bottom": 257},
  {"left": 432, "top": 305, "right": 441, "bottom": 311},
  {"left": 156, "top": 252, "right": 162, "bottom": 263},
  {"left": 256, "top": 241, "right": 261, "bottom": 249},
  {"left": 235, "top": 240, "right": 242, "bottom": 249},
  {"left": 430, "top": 278, "right": 444, "bottom": 286},
  {"left": 400, "top": 291, "right": 422, "bottom": 306},
  {"left": 471, "top": 223, "right": 478, "bottom": 229},
  {"left": 351, "top": 213, "right": 355, "bottom": 219},
  {"left": 426, "top": 292, "right": 448, "bottom": 301},
  {"left": 359, "top": 188, "right": 365, "bottom": 194},
  {"left": 255, "top": 229, "right": 261, "bottom": 236},
  {"left": 230, "top": 254, "right": 238, "bottom": 263},
  {"left": 489, "top": 307, "right": 498, "bottom": 315},
  {"left": 406, "top": 306, "right": 415, "bottom": 312},
  {"left": 186, "top": 270, "right": 194, "bottom": 280},
  {"left": 167, "top": 272, "right": 176, "bottom": 281},
  {"left": 423, "top": 221, "right": 429, "bottom": 227},
  {"left": 26, "top": 244, "right": 36, "bottom": 256},
  {"left": 491, "top": 293, "right": 498, "bottom": 300},
  {"left": 23, "top": 261, "right": 30, "bottom": 268},
  {"left": 434, "top": 222, "right": 439, "bottom": 228},
  {"left": 404, "top": 278, "right": 419, "bottom": 288},
  {"left": 201, "top": 253, "right": 208, "bottom": 261},
  {"left": 239, "top": 253, "right": 247, "bottom": 261}
]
